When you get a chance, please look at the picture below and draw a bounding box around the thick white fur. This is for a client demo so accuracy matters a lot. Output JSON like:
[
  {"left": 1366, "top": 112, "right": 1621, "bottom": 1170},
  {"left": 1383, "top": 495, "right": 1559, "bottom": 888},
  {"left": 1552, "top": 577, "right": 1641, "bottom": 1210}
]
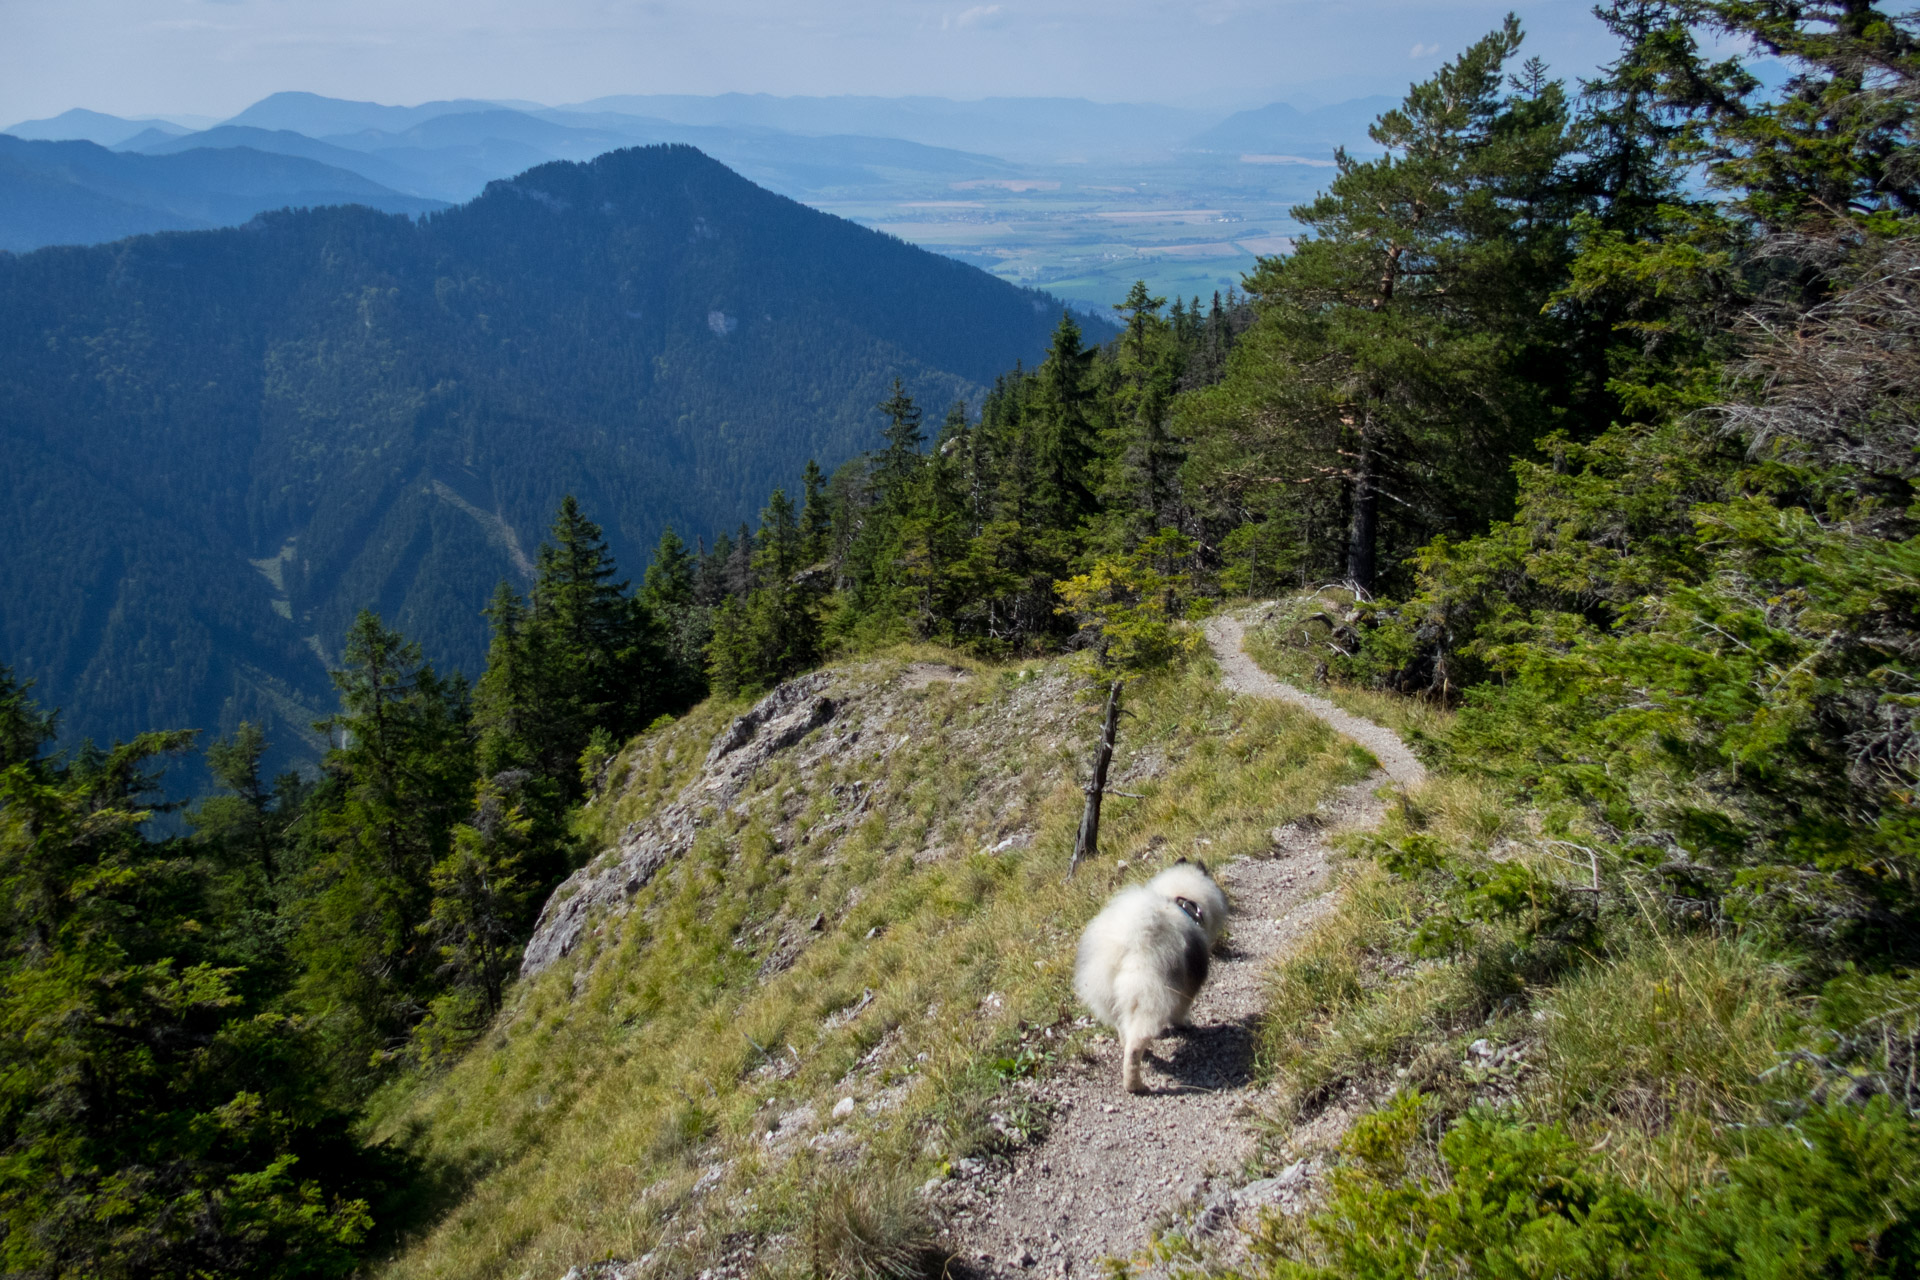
[
  {"left": 1074, "top": 861, "right": 1229, "bottom": 1093},
  {"left": 1145, "top": 862, "right": 1229, "bottom": 949}
]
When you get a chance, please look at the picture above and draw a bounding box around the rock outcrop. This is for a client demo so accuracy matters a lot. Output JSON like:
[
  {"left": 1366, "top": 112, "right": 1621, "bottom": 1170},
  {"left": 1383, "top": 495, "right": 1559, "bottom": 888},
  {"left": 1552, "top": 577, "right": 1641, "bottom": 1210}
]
[{"left": 520, "top": 673, "right": 838, "bottom": 977}]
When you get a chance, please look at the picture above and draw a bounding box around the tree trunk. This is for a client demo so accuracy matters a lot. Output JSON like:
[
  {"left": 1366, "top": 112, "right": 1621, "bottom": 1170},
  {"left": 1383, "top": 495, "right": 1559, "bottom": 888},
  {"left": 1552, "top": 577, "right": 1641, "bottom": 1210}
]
[
  {"left": 1069, "top": 681, "right": 1123, "bottom": 876},
  {"left": 1346, "top": 412, "right": 1378, "bottom": 594}
]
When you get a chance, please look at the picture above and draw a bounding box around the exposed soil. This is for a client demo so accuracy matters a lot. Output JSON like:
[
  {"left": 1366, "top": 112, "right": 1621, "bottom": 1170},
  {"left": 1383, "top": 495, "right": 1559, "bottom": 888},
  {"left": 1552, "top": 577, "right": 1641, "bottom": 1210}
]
[{"left": 936, "top": 609, "right": 1423, "bottom": 1276}]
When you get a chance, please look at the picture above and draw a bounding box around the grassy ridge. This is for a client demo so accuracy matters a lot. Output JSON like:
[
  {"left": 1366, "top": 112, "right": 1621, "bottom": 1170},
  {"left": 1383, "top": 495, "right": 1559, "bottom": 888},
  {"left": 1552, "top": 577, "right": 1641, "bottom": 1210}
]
[{"left": 368, "top": 645, "right": 1374, "bottom": 1279}]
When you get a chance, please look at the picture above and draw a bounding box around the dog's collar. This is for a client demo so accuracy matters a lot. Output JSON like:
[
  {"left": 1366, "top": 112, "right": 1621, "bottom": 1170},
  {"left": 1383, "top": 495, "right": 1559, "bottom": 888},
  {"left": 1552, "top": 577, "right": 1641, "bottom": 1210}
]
[{"left": 1173, "top": 896, "right": 1204, "bottom": 926}]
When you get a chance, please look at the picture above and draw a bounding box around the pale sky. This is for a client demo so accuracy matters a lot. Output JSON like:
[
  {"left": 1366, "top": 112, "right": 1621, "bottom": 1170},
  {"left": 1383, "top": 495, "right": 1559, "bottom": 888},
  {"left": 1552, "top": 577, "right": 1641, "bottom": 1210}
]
[{"left": 2, "top": 0, "right": 1626, "bottom": 125}]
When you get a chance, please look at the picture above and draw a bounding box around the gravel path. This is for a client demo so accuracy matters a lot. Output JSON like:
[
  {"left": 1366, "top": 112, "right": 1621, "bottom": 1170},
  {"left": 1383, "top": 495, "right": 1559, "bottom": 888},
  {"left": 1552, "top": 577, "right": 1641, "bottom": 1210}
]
[
  {"left": 937, "top": 610, "right": 1422, "bottom": 1276},
  {"left": 1205, "top": 614, "right": 1427, "bottom": 789}
]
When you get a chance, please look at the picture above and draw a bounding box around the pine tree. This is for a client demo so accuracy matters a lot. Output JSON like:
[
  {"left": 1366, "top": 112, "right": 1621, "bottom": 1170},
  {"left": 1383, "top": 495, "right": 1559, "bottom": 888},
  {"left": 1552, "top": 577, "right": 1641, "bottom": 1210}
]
[
  {"left": 641, "top": 526, "right": 695, "bottom": 613},
  {"left": 696, "top": 531, "right": 732, "bottom": 607},
  {"left": 295, "top": 611, "right": 474, "bottom": 1070},
  {"left": 724, "top": 522, "right": 754, "bottom": 599},
  {"left": 1115, "top": 281, "right": 1168, "bottom": 372},
  {"left": 1033, "top": 313, "right": 1100, "bottom": 532},
  {"left": 1100, "top": 281, "right": 1187, "bottom": 546},
  {"left": 472, "top": 582, "right": 545, "bottom": 779},
  {"left": 0, "top": 712, "right": 378, "bottom": 1278},
  {"left": 531, "top": 496, "right": 664, "bottom": 757},
  {"left": 0, "top": 665, "right": 55, "bottom": 770},
  {"left": 194, "top": 720, "right": 277, "bottom": 878},
  {"left": 872, "top": 379, "right": 926, "bottom": 512},
  {"left": 1190, "top": 18, "right": 1578, "bottom": 592},
  {"left": 1576, "top": 1, "right": 1702, "bottom": 231},
  {"left": 755, "top": 488, "right": 803, "bottom": 582},
  {"left": 799, "top": 459, "right": 832, "bottom": 563},
  {"left": 424, "top": 772, "right": 536, "bottom": 1023},
  {"left": 640, "top": 526, "right": 708, "bottom": 708},
  {"left": 1681, "top": 0, "right": 1920, "bottom": 229}
]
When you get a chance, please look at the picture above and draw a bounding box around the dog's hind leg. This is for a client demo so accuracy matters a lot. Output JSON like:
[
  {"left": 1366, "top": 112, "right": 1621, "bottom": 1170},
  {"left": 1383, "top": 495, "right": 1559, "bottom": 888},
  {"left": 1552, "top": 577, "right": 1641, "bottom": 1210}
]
[{"left": 1122, "top": 1035, "right": 1148, "bottom": 1093}]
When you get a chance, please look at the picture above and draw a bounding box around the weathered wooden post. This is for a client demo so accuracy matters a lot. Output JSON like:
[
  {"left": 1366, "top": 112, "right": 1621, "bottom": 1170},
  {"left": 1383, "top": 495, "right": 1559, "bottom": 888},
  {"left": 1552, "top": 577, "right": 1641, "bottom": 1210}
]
[{"left": 1069, "top": 679, "right": 1123, "bottom": 877}]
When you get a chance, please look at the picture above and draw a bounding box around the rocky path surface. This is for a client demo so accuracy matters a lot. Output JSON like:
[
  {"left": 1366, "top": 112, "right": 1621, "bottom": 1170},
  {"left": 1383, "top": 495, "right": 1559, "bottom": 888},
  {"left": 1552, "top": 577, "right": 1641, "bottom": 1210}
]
[
  {"left": 1205, "top": 615, "right": 1427, "bottom": 789},
  {"left": 939, "top": 610, "right": 1423, "bottom": 1277}
]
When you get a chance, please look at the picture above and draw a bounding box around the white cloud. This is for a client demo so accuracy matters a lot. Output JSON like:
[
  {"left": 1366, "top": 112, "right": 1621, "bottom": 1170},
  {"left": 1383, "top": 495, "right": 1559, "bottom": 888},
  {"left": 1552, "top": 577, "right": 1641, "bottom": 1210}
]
[
  {"left": 945, "top": 4, "right": 1007, "bottom": 31},
  {"left": 1409, "top": 41, "right": 1440, "bottom": 58}
]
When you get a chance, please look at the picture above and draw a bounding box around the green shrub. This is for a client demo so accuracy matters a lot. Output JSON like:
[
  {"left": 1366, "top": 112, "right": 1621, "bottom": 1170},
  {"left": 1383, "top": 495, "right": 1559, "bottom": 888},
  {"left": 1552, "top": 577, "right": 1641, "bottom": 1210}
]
[
  {"left": 1238, "top": 1094, "right": 1920, "bottom": 1280},
  {"left": 1667, "top": 1096, "right": 1920, "bottom": 1279},
  {"left": 1252, "top": 1094, "right": 1659, "bottom": 1280}
]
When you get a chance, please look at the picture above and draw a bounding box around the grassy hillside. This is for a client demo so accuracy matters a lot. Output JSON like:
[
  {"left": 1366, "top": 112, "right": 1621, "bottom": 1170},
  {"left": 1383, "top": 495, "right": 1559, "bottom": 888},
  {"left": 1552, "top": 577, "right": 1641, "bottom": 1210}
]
[
  {"left": 365, "top": 604, "right": 1920, "bottom": 1279},
  {"left": 365, "top": 642, "right": 1374, "bottom": 1278}
]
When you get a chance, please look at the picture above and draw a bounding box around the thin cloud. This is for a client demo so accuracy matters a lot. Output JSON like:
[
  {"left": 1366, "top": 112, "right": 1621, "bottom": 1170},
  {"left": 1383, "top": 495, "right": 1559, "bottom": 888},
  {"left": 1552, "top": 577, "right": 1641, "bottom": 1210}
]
[
  {"left": 1409, "top": 41, "right": 1440, "bottom": 58},
  {"left": 945, "top": 4, "right": 1008, "bottom": 31}
]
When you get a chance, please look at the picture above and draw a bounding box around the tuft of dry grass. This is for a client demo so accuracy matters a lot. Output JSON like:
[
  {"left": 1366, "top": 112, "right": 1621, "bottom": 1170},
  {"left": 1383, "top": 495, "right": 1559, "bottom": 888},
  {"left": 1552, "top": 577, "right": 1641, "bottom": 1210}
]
[
  {"left": 1529, "top": 926, "right": 1803, "bottom": 1193},
  {"left": 788, "top": 1164, "right": 939, "bottom": 1280}
]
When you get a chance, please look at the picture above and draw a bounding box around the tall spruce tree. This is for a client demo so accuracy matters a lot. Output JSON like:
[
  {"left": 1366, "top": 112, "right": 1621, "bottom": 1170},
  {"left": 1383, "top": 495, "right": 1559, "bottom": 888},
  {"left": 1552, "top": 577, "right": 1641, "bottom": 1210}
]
[
  {"left": 1033, "top": 313, "right": 1101, "bottom": 533},
  {"left": 799, "top": 459, "right": 832, "bottom": 563},
  {"left": 294, "top": 611, "right": 474, "bottom": 1072},
  {"left": 640, "top": 526, "right": 708, "bottom": 709},
  {"left": 872, "top": 379, "right": 927, "bottom": 513},
  {"left": 530, "top": 497, "right": 664, "bottom": 761}
]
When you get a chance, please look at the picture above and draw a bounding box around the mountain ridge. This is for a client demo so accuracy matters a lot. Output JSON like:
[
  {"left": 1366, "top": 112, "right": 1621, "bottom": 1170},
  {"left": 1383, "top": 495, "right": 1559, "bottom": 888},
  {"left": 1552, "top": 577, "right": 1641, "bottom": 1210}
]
[
  {"left": 0, "top": 144, "right": 1096, "bottom": 778},
  {"left": 0, "top": 133, "right": 447, "bottom": 251}
]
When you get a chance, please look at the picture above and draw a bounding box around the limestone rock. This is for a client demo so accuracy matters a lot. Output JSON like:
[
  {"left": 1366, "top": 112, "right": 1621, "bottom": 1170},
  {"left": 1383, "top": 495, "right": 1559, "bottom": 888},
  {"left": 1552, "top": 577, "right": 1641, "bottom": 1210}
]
[{"left": 519, "top": 674, "right": 836, "bottom": 978}]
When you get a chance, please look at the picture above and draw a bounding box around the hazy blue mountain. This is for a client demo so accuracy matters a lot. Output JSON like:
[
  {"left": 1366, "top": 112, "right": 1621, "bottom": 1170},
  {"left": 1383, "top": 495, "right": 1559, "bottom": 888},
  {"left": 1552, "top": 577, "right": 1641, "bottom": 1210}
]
[
  {"left": 0, "top": 146, "right": 199, "bottom": 248},
  {"left": 126, "top": 125, "right": 440, "bottom": 197},
  {"left": 542, "top": 114, "right": 1023, "bottom": 191},
  {"left": 138, "top": 98, "right": 1024, "bottom": 205},
  {"left": 0, "top": 145, "right": 1101, "bottom": 778},
  {"left": 116, "top": 126, "right": 197, "bottom": 152},
  {"left": 219, "top": 91, "right": 515, "bottom": 137},
  {"left": 0, "top": 135, "right": 447, "bottom": 252},
  {"left": 560, "top": 94, "right": 1221, "bottom": 161},
  {"left": 1181, "top": 97, "right": 1395, "bottom": 156},
  {"left": 3, "top": 108, "right": 193, "bottom": 148}
]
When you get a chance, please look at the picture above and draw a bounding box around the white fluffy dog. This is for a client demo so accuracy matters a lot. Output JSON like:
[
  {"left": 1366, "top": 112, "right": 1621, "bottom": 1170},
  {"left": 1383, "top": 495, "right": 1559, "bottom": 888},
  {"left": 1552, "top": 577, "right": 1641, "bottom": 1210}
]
[{"left": 1074, "top": 860, "right": 1229, "bottom": 1093}]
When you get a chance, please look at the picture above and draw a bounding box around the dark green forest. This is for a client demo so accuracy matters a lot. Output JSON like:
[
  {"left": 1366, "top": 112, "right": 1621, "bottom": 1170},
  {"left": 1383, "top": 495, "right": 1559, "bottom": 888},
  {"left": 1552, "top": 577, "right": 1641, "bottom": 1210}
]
[
  {"left": 0, "top": 143, "right": 1087, "bottom": 785},
  {"left": 7, "top": 0, "right": 1920, "bottom": 1274}
]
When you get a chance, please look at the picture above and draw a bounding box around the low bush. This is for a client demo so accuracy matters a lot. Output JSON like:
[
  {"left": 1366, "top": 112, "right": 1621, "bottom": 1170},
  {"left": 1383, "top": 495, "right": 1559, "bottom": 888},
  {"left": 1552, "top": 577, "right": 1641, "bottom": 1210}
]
[{"left": 1237, "top": 1092, "right": 1920, "bottom": 1280}]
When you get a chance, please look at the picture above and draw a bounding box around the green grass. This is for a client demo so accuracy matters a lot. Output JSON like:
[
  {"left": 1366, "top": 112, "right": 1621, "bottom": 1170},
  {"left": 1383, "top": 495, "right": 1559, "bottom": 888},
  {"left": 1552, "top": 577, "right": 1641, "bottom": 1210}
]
[
  {"left": 1236, "top": 607, "right": 1809, "bottom": 1212},
  {"left": 366, "top": 647, "right": 1374, "bottom": 1280}
]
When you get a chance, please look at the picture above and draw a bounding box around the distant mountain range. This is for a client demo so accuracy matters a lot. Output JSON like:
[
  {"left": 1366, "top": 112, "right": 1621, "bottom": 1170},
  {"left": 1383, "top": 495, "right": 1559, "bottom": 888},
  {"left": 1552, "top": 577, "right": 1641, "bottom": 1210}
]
[
  {"left": 0, "top": 91, "right": 1390, "bottom": 256},
  {"left": 1182, "top": 97, "right": 1396, "bottom": 156},
  {"left": 0, "top": 134, "right": 444, "bottom": 252},
  {"left": 5, "top": 107, "right": 202, "bottom": 148},
  {"left": 0, "top": 145, "right": 1094, "bottom": 778}
]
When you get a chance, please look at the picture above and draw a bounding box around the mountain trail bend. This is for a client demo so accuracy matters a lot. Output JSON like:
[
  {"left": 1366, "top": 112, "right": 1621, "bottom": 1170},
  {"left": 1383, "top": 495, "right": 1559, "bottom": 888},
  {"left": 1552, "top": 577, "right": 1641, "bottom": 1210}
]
[{"left": 938, "top": 610, "right": 1425, "bottom": 1276}]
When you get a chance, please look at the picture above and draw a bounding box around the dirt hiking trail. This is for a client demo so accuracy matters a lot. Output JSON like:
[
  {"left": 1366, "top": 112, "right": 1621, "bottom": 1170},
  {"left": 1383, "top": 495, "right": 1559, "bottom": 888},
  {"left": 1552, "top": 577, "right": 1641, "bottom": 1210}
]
[{"left": 937, "top": 611, "right": 1425, "bottom": 1277}]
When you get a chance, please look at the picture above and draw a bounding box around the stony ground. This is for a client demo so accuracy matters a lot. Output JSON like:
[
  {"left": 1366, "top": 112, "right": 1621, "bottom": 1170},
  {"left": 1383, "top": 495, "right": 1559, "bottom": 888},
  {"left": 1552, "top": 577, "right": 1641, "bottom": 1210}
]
[{"left": 937, "top": 613, "right": 1425, "bottom": 1276}]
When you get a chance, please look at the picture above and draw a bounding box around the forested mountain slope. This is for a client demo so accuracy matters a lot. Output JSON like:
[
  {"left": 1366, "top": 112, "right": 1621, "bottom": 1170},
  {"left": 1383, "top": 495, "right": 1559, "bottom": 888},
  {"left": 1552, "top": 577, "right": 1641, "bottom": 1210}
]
[
  {"left": 0, "top": 133, "right": 445, "bottom": 251},
  {"left": 0, "top": 143, "right": 1078, "bottom": 772}
]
